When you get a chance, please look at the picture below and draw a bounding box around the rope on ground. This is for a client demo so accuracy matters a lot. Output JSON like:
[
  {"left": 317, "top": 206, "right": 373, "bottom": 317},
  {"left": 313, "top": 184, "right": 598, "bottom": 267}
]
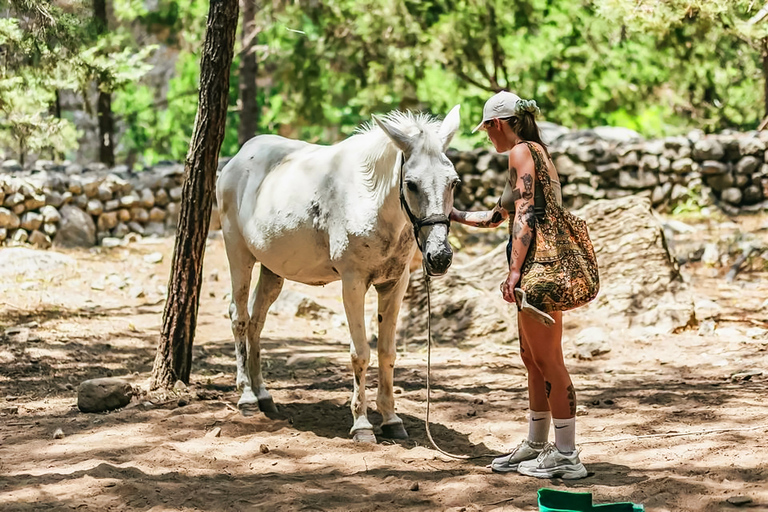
[
  {"left": 421, "top": 267, "right": 767, "bottom": 458},
  {"left": 579, "top": 424, "right": 768, "bottom": 445},
  {"left": 423, "top": 268, "right": 498, "bottom": 460}
]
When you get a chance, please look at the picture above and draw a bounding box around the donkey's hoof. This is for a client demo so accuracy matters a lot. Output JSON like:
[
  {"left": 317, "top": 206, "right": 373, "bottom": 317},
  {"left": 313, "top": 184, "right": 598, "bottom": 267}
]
[
  {"left": 352, "top": 429, "right": 377, "bottom": 444},
  {"left": 258, "top": 397, "right": 278, "bottom": 414},
  {"left": 380, "top": 422, "right": 409, "bottom": 440},
  {"left": 238, "top": 402, "right": 259, "bottom": 417}
]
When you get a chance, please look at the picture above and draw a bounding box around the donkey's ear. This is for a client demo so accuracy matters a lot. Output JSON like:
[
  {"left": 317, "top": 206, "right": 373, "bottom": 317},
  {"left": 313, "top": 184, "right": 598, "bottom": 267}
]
[
  {"left": 373, "top": 114, "right": 413, "bottom": 154},
  {"left": 438, "top": 104, "right": 461, "bottom": 151}
]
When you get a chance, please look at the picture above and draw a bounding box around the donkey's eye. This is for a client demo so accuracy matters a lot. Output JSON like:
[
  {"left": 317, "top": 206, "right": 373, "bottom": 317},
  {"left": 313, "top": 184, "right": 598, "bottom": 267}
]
[{"left": 406, "top": 181, "right": 418, "bottom": 193}]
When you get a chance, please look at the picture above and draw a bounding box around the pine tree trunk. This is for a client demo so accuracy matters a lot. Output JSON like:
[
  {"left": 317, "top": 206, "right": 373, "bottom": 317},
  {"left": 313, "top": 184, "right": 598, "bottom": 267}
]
[
  {"left": 238, "top": 0, "right": 259, "bottom": 146},
  {"left": 762, "top": 37, "right": 768, "bottom": 119},
  {"left": 93, "top": 0, "right": 114, "bottom": 167},
  {"left": 150, "top": 0, "right": 240, "bottom": 390}
]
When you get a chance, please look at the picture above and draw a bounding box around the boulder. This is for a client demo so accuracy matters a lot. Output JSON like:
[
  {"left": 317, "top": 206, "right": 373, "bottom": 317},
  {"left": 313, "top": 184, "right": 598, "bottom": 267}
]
[
  {"left": 398, "top": 196, "right": 696, "bottom": 346},
  {"left": 54, "top": 205, "right": 96, "bottom": 248},
  {"left": 77, "top": 378, "right": 133, "bottom": 413}
]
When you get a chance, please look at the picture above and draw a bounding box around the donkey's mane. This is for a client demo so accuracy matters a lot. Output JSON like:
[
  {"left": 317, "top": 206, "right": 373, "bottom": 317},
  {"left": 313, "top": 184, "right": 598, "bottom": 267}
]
[{"left": 351, "top": 111, "right": 444, "bottom": 202}]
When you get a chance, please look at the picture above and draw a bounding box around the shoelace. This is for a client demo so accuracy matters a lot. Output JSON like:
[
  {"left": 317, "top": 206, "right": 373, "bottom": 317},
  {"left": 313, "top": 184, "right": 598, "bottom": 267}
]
[{"left": 536, "top": 443, "right": 558, "bottom": 464}]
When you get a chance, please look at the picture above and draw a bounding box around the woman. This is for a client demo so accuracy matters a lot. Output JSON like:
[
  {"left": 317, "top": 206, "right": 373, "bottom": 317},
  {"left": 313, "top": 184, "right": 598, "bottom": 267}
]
[{"left": 449, "top": 91, "right": 587, "bottom": 480}]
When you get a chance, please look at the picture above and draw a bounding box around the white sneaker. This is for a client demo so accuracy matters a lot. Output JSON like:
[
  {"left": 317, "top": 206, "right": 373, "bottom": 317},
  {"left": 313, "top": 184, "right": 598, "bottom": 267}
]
[
  {"left": 490, "top": 439, "right": 545, "bottom": 473},
  {"left": 517, "top": 443, "right": 588, "bottom": 480}
]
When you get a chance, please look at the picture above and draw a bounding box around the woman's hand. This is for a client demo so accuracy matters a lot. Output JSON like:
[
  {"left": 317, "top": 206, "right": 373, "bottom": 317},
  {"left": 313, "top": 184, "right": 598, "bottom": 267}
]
[
  {"left": 449, "top": 207, "right": 463, "bottom": 222},
  {"left": 500, "top": 270, "right": 521, "bottom": 306}
]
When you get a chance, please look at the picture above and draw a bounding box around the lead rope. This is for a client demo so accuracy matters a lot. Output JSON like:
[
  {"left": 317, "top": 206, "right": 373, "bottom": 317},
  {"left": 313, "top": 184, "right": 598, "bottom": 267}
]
[{"left": 423, "top": 263, "right": 498, "bottom": 460}]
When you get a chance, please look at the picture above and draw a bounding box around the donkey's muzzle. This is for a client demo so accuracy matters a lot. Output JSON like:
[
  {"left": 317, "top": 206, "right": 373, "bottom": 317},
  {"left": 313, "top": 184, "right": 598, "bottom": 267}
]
[{"left": 425, "top": 247, "right": 453, "bottom": 276}]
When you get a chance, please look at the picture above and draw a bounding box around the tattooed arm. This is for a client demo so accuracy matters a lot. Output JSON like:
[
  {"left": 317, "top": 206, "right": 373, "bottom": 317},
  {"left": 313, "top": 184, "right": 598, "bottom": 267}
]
[
  {"left": 449, "top": 202, "right": 508, "bottom": 228},
  {"left": 500, "top": 144, "right": 536, "bottom": 304}
]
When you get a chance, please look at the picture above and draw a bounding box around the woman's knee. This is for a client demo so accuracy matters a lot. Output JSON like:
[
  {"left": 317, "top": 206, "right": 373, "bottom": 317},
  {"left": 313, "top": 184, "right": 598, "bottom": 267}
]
[{"left": 530, "top": 354, "right": 569, "bottom": 381}]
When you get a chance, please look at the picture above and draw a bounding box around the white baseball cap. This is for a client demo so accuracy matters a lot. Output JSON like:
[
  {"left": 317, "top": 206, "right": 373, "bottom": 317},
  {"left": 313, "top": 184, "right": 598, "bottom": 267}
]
[{"left": 471, "top": 91, "right": 522, "bottom": 133}]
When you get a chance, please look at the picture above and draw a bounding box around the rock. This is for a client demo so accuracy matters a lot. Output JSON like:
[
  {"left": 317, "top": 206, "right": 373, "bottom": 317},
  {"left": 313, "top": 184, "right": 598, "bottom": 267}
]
[
  {"left": 101, "top": 237, "right": 123, "bottom": 248},
  {"left": 120, "top": 195, "right": 138, "bottom": 208},
  {"left": 128, "top": 221, "right": 145, "bottom": 235},
  {"left": 260, "top": 443, "right": 269, "bottom": 453},
  {"left": 86, "top": 199, "right": 104, "bottom": 216},
  {"left": 1, "top": 160, "right": 22, "bottom": 172},
  {"left": 0, "top": 207, "right": 19, "bottom": 229},
  {"left": 4, "top": 192, "right": 24, "bottom": 208},
  {"left": 410, "top": 482, "right": 420, "bottom": 492},
  {"left": 726, "top": 496, "right": 752, "bottom": 506},
  {"left": 154, "top": 188, "right": 170, "bottom": 207},
  {"left": 54, "top": 205, "right": 96, "bottom": 248},
  {"left": 97, "top": 211, "right": 119, "bottom": 231},
  {"left": 144, "top": 252, "right": 163, "bottom": 264},
  {"left": 573, "top": 327, "right": 612, "bottom": 359},
  {"left": 144, "top": 222, "right": 165, "bottom": 236},
  {"left": 671, "top": 158, "right": 694, "bottom": 174},
  {"left": 730, "top": 370, "right": 762, "bottom": 381},
  {"left": 40, "top": 205, "right": 61, "bottom": 224},
  {"left": 269, "top": 290, "right": 337, "bottom": 320},
  {"left": 52, "top": 428, "right": 65, "bottom": 439},
  {"left": 12, "top": 228, "right": 28, "bottom": 244},
  {"left": 704, "top": 172, "right": 734, "bottom": 192},
  {"left": 19, "top": 212, "right": 41, "bottom": 232},
  {"left": 554, "top": 155, "right": 587, "bottom": 178},
  {"left": 140, "top": 189, "right": 155, "bottom": 208},
  {"left": 739, "top": 136, "right": 766, "bottom": 156},
  {"left": 28, "top": 230, "right": 51, "bottom": 248},
  {"left": 24, "top": 193, "right": 45, "bottom": 210},
  {"left": 736, "top": 156, "right": 760, "bottom": 174},
  {"left": 113, "top": 223, "right": 131, "bottom": 238},
  {"left": 97, "top": 185, "right": 112, "bottom": 202},
  {"left": 618, "top": 169, "right": 657, "bottom": 189},
  {"left": 5, "top": 326, "right": 30, "bottom": 343},
  {"left": 148, "top": 207, "right": 166, "bottom": 222},
  {"left": 721, "top": 188, "right": 742, "bottom": 205},
  {"left": 743, "top": 185, "right": 763, "bottom": 205},
  {"left": 0, "top": 227, "right": 6, "bottom": 242},
  {"left": 573, "top": 196, "right": 695, "bottom": 334},
  {"left": 205, "top": 427, "right": 222, "bottom": 438},
  {"left": 169, "top": 186, "right": 183, "bottom": 201},
  {"left": 131, "top": 207, "right": 149, "bottom": 223},
  {"left": 77, "top": 378, "right": 133, "bottom": 413},
  {"left": 692, "top": 139, "right": 724, "bottom": 161},
  {"left": 104, "top": 199, "right": 120, "bottom": 212}
]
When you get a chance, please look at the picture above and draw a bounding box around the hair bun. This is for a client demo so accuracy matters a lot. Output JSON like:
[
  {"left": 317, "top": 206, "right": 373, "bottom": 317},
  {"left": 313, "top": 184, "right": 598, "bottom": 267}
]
[{"left": 515, "top": 99, "right": 540, "bottom": 118}]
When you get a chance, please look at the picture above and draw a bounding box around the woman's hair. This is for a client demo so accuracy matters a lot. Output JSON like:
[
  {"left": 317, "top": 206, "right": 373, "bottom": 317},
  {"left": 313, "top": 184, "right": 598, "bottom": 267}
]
[{"left": 502, "top": 113, "right": 550, "bottom": 158}]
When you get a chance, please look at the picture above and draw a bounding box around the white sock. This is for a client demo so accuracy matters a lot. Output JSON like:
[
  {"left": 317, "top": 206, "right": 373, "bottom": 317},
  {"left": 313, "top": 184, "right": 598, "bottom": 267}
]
[
  {"left": 553, "top": 417, "right": 576, "bottom": 453},
  {"left": 528, "top": 410, "right": 551, "bottom": 445}
]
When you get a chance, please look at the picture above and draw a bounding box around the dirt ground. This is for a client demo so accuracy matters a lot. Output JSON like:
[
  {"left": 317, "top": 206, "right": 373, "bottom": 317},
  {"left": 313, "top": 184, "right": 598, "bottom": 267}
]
[{"left": 1, "top": 213, "right": 767, "bottom": 512}]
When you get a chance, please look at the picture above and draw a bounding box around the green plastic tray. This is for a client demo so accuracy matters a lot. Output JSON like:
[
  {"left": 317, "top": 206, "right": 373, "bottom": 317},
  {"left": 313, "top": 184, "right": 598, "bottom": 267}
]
[{"left": 538, "top": 488, "right": 644, "bottom": 512}]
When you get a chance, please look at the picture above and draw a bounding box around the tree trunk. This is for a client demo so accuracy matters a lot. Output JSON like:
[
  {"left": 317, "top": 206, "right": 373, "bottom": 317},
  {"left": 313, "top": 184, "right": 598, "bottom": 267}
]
[
  {"left": 93, "top": 0, "right": 114, "bottom": 167},
  {"left": 238, "top": 0, "right": 259, "bottom": 146},
  {"left": 151, "top": 0, "right": 240, "bottom": 390},
  {"left": 762, "top": 37, "right": 768, "bottom": 119}
]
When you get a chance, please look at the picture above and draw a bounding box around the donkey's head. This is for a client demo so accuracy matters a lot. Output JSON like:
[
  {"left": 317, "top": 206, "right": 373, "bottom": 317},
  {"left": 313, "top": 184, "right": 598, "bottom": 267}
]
[{"left": 373, "top": 105, "right": 461, "bottom": 276}]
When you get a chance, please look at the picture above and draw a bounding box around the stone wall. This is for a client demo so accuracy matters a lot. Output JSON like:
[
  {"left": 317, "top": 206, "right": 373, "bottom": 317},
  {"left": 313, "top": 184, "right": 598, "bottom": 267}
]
[
  {"left": 0, "top": 161, "right": 187, "bottom": 248},
  {"left": 1, "top": 129, "right": 767, "bottom": 249},
  {"left": 449, "top": 130, "right": 768, "bottom": 215}
]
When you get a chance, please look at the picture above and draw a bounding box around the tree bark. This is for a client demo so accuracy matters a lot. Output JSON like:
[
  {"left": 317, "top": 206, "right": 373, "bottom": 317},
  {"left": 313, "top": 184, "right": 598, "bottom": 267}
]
[
  {"left": 93, "top": 0, "right": 114, "bottom": 167},
  {"left": 762, "top": 37, "right": 768, "bottom": 119},
  {"left": 238, "top": 0, "right": 259, "bottom": 146},
  {"left": 151, "top": 0, "right": 240, "bottom": 390}
]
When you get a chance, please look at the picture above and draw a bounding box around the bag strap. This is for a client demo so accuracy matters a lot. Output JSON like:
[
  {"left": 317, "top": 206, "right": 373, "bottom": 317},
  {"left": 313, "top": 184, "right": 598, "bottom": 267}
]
[{"left": 522, "top": 141, "right": 563, "bottom": 218}]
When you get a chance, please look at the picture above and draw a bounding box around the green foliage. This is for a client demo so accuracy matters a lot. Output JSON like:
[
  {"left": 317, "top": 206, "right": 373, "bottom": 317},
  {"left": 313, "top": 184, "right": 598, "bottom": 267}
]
[{"left": 4, "top": 0, "right": 767, "bottom": 165}]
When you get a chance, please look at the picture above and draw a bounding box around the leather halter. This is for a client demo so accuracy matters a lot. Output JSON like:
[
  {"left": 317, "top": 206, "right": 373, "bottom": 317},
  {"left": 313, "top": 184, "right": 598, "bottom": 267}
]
[{"left": 398, "top": 155, "right": 451, "bottom": 253}]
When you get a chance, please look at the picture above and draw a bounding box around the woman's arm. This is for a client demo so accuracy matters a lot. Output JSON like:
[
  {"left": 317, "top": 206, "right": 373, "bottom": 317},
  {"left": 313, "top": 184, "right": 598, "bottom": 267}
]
[
  {"left": 500, "top": 144, "right": 536, "bottom": 304},
  {"left": 449, "top": 203, "right": 508, "bottom": 228}
]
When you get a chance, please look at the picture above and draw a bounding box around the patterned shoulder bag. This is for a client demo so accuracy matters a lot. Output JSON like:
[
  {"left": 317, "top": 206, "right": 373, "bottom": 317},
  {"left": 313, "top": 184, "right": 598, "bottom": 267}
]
[{"left": 518, "top": 142, "right": 600, "bottom": 312}]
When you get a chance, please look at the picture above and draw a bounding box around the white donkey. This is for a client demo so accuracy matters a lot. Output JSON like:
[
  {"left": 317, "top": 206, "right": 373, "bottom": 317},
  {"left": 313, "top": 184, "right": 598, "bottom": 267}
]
[{"left": 216, "top": 106, "right": 461, "bottom": 442}]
